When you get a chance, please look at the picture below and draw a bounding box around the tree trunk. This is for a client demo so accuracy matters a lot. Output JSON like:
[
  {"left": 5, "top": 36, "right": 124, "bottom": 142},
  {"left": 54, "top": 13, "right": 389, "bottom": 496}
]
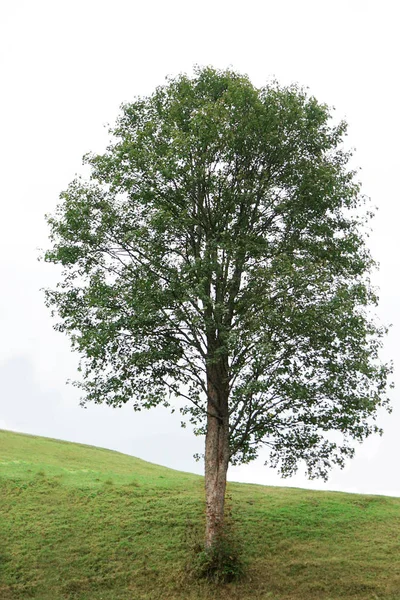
[{"left": 204, "top": 365, "right": 230, "bottom": 549}]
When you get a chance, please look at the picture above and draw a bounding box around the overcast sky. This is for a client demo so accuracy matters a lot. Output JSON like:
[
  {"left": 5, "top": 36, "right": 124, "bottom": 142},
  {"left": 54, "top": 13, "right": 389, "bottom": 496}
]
[{"left": 1, "top": 0, "right": 399, "bottom": 496}]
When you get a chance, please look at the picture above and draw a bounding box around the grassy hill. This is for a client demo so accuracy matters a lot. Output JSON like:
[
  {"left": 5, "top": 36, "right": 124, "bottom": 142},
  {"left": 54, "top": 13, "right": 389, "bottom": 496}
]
[{"left": 1, "top": 430, "right": 399, "bottom": 600}]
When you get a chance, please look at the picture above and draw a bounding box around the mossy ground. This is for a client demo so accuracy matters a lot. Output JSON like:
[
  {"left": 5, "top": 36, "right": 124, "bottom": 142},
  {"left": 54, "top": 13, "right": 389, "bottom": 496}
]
[{"left": 1, "top": 429, "right": 399, "bottom": 599}]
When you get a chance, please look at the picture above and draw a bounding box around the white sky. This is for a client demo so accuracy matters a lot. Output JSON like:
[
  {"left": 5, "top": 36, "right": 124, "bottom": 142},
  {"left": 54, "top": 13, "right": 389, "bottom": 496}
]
[{"left": 1, "top": 0, "right": 399, "bottom": 496}]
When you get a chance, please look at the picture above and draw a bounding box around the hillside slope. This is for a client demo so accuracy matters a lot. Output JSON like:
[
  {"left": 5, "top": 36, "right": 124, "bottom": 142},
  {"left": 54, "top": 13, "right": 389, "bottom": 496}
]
[{"left": 1, "top": 429, "right": 399, "bottom": 600}]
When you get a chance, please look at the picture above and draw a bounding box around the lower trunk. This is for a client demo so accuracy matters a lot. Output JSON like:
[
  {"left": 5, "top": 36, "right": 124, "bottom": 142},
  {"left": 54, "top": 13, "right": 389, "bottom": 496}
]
[{"left": 204, "top": 370, "right": 230, "bottom": 549}]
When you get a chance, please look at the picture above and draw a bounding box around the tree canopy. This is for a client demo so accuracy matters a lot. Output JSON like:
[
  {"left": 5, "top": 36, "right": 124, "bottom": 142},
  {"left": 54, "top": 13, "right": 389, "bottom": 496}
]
[{"left": 45, "top": 66, "right": 391, "bottom": 490}]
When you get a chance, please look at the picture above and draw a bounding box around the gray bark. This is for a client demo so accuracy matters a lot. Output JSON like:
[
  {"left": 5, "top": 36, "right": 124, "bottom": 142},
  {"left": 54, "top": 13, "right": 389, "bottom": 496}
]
[{"left": 204, "top": 364, "right": 230, "bottom": 549}]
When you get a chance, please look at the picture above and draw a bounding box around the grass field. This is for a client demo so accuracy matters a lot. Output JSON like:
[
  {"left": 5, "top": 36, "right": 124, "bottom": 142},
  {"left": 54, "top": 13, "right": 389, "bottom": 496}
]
[{"left": 1, "top": 429, "right": 399, "bottom": 599}]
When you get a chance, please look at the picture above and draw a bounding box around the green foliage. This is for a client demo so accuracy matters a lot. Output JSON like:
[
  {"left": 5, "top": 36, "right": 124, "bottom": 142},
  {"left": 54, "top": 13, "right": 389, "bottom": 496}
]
[
  {"left": 1, "top": 431, "right": 400, "bottom": 599},
  {"left": 44, "top": 66, "right": 392, "bottom": 478}
]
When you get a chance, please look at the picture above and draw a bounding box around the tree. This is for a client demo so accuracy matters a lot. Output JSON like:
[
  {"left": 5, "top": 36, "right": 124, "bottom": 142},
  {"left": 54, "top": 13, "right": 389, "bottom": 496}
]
[{"left": 44, "top": 66, "right": 391, "bottom": 550}]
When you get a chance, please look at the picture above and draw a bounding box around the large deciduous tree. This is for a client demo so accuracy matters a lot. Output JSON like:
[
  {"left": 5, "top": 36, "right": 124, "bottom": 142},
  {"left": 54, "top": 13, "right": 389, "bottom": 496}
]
[{"left": 45, "top": 67, "right": 391, "bottom": 549}]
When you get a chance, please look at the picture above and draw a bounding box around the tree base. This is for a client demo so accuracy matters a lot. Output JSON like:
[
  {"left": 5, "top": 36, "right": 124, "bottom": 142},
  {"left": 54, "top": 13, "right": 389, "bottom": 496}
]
[{"left": 186, "top": 524, "right": 246, "bottom": 584}]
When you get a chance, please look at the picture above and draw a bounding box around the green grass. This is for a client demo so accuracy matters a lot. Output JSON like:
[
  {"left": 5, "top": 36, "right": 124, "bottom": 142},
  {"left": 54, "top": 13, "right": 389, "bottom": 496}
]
[{"left": 1, "top": 429, "right": 399, "bottom": 599}]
